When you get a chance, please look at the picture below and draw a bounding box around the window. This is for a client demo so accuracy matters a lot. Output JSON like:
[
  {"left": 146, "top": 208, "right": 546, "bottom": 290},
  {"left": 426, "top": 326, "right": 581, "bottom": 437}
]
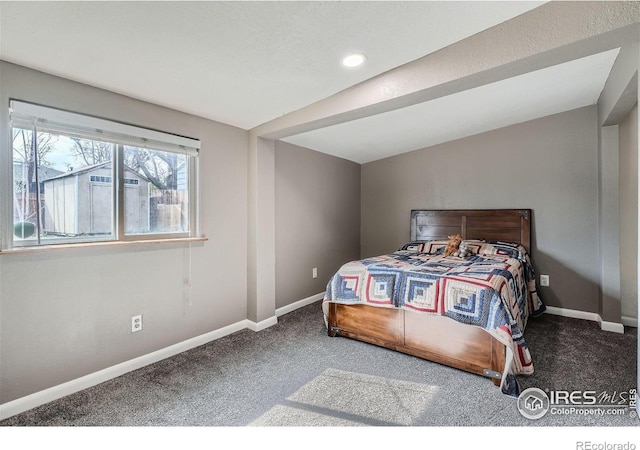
[{"left": 8, "top": 100, "right": 200, "bottom": 248}]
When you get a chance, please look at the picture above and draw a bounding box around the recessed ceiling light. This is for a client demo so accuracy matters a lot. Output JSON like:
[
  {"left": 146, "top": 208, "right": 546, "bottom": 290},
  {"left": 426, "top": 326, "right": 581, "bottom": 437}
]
[{"left": 342, "top": 53, "right": 366, "bottom": 68}]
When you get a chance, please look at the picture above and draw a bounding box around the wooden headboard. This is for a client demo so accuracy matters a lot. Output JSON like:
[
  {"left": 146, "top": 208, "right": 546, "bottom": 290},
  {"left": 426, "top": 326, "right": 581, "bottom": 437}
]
[{"left": 410, "top": 209, "right": 531, "bottom": 252}]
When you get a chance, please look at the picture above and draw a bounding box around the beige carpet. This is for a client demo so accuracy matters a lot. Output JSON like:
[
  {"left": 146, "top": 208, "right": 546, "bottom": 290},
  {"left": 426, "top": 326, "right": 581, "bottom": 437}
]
[{"left": 249, "top": 368, "right": 439, "bottom": 426}]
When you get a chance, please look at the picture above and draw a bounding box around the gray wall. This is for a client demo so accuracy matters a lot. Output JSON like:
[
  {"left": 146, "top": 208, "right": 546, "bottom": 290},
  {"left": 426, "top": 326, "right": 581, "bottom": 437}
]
[
  {"left": 275, "top": 141, "right": 360, "bottom": 309},
  {"left": 619, "top": 104, "right": 638, "bottom": 321},
  {"left": 597, "top": 42, "right": 638, "bottom": 325},
  {"left": 361, "top": 106, "right": 601, "bottom": 313},
  {"left": 0, "top": 61, "right": 249, "bottom": 404}
]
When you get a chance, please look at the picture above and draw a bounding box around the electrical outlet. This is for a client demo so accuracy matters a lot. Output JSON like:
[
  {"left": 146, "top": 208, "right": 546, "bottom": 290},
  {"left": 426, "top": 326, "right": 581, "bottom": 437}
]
[
  {"left": 131, "top": 314, "right": 143, "bottom": 333},
  {"left": 540, "top": 275, "right": 550, "bottom": 287},
  {"left": 312, "top": 267, "right": 318, "bottom": 279}
]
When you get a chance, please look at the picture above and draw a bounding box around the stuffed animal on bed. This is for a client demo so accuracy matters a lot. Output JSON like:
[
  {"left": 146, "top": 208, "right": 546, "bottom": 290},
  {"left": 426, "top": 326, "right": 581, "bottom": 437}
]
[
  {"left": 443, "top": 234, "right": 462, "bottom": 256},
  {"left": 453, "top": 241, "right": 473, "bottom": 258}
]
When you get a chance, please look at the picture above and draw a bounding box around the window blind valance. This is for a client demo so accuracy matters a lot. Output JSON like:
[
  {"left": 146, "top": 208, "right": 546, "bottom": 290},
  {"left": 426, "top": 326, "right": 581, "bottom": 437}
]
[{"left": 9, "top": 100, "right": 201, "bottom": 156}]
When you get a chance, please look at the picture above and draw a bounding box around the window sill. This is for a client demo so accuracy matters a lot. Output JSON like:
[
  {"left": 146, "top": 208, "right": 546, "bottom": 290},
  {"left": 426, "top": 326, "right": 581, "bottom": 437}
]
[{"left": 0, "top": 236, "right": 208, "bottom": 255}]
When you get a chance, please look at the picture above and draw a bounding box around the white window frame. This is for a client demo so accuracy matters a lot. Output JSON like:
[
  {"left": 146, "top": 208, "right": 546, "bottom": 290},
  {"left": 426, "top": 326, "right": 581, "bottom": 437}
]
[{"left": 4, "top": 100, "right": 201, "bottom": 250}]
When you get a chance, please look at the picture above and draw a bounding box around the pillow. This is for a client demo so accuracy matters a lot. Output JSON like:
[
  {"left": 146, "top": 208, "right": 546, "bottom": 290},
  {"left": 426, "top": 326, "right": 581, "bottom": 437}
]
[
  {"left": 464, "top": 240, "right": 527, "bottom": 261},
  {"left": 398, "top": 242, "right": 426, "bottom": 253},
  {"left": 398, "top": 240, "right": 451, "bottom": 255},
  {"left": 399, "top": 239, "right": 528, "bottom": 259},
  {"left": 469, "top": 240, "right": 536, "bottom": 282}
]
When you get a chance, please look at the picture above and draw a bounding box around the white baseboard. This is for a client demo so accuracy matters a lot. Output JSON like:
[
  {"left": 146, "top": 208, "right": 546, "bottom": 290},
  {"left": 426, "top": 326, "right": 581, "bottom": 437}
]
[
  {"left": 600, "top": 320, "right": 625, "bottom": 334},
  {"left": 0, "top": 318, "right": 248, "bottom": 421},
  {"left": 543, "top": 306, "right": 625, "bottom": 333},
  {"left": 543, "top": 305, "right": 599, "bottom": 322},
  {"left": 275, "top": 292, "right": 324, "bottom": 317},
  {"left": 246, "top": 315, "right": 278, "bottom": 332},
  {"left": 622, "top": 315, "right": 638, "bottom": 328},
  {"left": 0, "top": 293, "right": 326, "bottom": 421}
]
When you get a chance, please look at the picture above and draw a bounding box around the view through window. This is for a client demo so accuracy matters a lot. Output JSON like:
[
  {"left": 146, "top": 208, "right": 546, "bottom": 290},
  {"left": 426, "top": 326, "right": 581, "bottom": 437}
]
[{"left": 9, "top": 101, "right": 199, "bottom": 247}]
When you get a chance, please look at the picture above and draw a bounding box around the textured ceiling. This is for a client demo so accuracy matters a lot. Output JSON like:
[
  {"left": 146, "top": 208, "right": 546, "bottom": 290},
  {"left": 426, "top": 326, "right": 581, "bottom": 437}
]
[
  {"left": 1, "top": 1, "right": 618, "bottom": 164},
  {"left": 283, "top": 48, "right": 621, "bottom": 163},
  {"left": 0, "top": 1, "right": 543, "bottom": 127}
]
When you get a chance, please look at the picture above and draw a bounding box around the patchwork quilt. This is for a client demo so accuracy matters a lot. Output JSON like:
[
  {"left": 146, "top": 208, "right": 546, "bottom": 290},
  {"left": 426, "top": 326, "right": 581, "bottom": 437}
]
[{"left": 323, "top": 239, "right": 546, "bottom": 394}]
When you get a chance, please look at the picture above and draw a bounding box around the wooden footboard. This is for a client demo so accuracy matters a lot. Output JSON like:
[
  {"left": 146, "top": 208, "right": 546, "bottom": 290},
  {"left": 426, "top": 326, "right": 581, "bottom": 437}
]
[
  {"left": 327, "top": 302, "right": 506, "bottom": 387},
  {"left": 325, "top": 209, "right": 530, "bottom": 388}
]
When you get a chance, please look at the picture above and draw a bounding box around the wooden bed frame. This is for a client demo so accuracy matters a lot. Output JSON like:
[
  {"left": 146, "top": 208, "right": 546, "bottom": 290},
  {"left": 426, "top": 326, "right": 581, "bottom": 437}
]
[{"left": 326, "top": 209, "right": 532, "bottom": 388}]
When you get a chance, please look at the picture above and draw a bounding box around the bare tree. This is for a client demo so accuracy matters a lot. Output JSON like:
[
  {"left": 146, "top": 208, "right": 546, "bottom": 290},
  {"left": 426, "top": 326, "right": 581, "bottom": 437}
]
[
  {"left": 69, "top": 137, "right": 112, "bottom": 167},
  {"left": 12, "top": 128, "right": 57, "bottom": 191},
  {"left": 12, "top": 128, "right": 58, "bottom": 224},
  {"left": 124, "top": 147, "right": 178, "bottom": 190},
  {"left": 69, "top": 138, "right": 179, "bottom": 190}
]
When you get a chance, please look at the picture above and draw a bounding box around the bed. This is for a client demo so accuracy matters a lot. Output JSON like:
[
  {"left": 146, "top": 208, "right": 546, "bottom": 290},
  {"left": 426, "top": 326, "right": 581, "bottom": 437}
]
[{"left": 322, "top": 209, "right": 545, "bottom": 396}]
